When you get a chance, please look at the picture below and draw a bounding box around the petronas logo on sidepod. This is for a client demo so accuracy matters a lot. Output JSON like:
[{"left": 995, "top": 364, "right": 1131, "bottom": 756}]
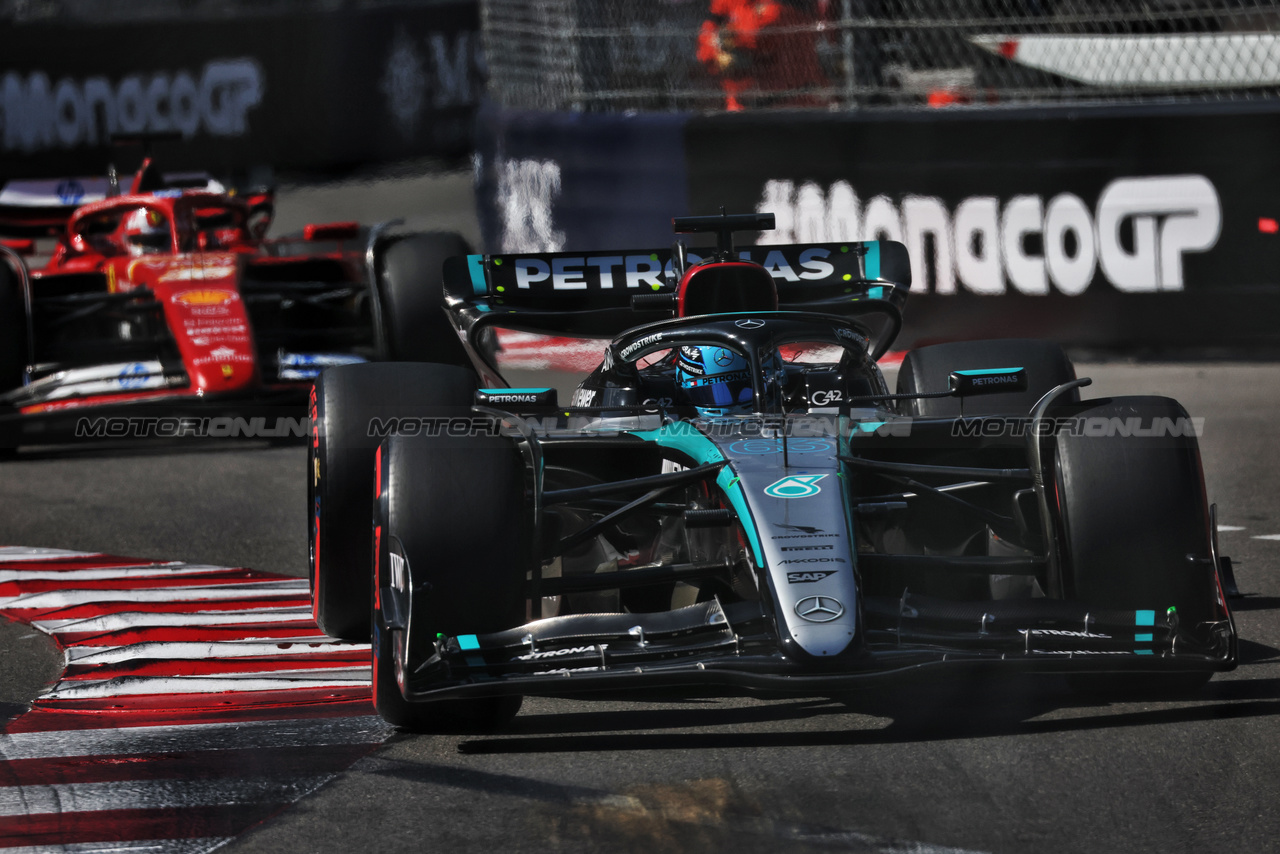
[{"left": 764, "top": 475, "right": 828, "bottom": 499}]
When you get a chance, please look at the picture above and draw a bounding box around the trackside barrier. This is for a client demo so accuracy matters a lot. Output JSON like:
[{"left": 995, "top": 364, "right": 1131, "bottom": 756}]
[
  {"left": 475, "top": 102, "right": 1280, "bottom": 352},
  {"left": 0, "top": 3, "right": 480, "bottom": 180}
]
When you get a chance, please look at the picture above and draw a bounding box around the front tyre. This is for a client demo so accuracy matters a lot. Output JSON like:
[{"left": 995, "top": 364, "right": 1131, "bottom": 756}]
[
  {"left": 1055, "top": 396, "right": 1224, "bottom": 693},
  {"left": 371, "top": 427, "right": 529, "bottom": 731},
  {"left": 309, "top": 362, "right": 476, "bottom": 640}
]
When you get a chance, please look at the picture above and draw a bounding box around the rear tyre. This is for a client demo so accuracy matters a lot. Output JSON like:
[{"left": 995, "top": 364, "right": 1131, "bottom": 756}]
[
  {"left": 896, "top": 338, "right": 1077, "bottom": 417},
  {"left": 309, "top": 362, "right": 477, "bottom": 640},
  {"left": 372, "top": 427, "right": 529, "bottom": 731},
  {"left": 378, "top": 232, "right": 472, "bottom": 366},
  {"left": 1055, "top": 396, "right": 1219, "bottom": 693}
]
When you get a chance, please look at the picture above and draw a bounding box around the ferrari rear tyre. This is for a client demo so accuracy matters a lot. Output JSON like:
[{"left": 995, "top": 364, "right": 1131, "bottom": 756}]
[
  {"left": 309, "top": 362, "right": 476, "bottom": 640},
  {"left": 896, "top": 338, "right": 1077, "bottom": 417},
  {"left": 1055, "top": 396, "right": 1218, "bottom": 693},
  {"left": 372, "top": 428, "right": 529, "bottom": 731},
  {"left": 378, "top": 232, "right": 472, "bottom": 366}
]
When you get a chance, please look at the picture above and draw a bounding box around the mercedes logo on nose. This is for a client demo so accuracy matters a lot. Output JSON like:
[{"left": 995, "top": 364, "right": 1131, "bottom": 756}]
[
  {"left": 735, "top": 319, "right": 765, "bottom": 329},
  {"left": 794, "top": 596, "right": 844, "bottom": 623}
]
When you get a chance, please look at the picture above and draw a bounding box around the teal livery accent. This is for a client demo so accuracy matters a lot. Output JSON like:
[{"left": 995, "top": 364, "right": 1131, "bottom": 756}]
[
  {"left": 631, "top": 423, "right": 761, "bottom": 562},
  {"left": 954, "top": 367, "right": 1024, "bottom": 376},
  {"left": 1135, "top": 610, "right": 1156, "bottom": 652},
  {"left": 867, "top": 286, "right": 885, "bottom": 300},
  {"left": 631, "top": 422, "right": 725, "bottom": 465},
  {"left": 864, "top": 240, "right": 880, "bottom": 280},
  {"left": 457, "top": 633, "right": 485, "bottom": 668},
  {"left": 467, "top": 255, "right": 487, "bottom": 296}
]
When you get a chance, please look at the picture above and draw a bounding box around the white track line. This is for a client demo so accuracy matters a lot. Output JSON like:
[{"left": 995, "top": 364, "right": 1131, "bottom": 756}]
[
  {"left": 1217, "top": 525, "right": 1246, "bottom": 532},
  {"left": 0, "top": 564, "right": 239, "bottom": 582},
  {"left": 45, "top": 671, "right": 371, "bottom": 699},
  {"left": 0, "top": 776, "right": 334, "bottom": 816},
  {"left": 66, "top": 639, "right": 363, "bottom": 664},
  {"left": 35, "top": 607, "right": 315, "bottom": 632},
  {"left": 0, "top": 715, "right": 391, "bottom": 761},
  {"left": 1251, "top": 534, "right": 1280, "bottom": 541},
  {"left": 0, "top": 581, "right": 307, "bottom": 608},
  {"left": 0, "top": 547, "right": 101, "bottom": 561}
]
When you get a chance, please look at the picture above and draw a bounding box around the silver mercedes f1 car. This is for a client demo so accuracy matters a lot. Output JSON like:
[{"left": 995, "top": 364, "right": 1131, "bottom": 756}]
[{"left": 308, "top": 212, "right": 1237, "bottom": 731}]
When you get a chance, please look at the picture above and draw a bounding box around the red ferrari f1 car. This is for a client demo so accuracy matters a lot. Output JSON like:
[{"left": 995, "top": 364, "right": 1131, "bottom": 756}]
[
  {"left": 309, "top": 211, "right": 1237, "bottom": 732},
  {"left": 0, "top": 157, "right": 469, "bottom": 446}
]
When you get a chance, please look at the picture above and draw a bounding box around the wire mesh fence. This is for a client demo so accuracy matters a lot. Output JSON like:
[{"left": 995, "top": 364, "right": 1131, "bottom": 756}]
[{"left": 481, "top": 0, "right": 1280, "bottom": 111}]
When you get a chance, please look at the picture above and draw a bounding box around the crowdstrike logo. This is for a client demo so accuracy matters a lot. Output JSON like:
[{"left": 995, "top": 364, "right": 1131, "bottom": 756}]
[
  {"left": 1, "top": 60, "right": 263, "bottom": 152},
  {"left": 757, "top": 175, "right": 1221, "bottom": 295}
]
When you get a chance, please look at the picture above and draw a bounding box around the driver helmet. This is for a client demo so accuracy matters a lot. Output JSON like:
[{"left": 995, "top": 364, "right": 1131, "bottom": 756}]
[
  {"left": 676, "top": 345, "right": 757, "bottom": 416},
  {"left": 123, "top": 208, "right": 169, "bottom": 256}
]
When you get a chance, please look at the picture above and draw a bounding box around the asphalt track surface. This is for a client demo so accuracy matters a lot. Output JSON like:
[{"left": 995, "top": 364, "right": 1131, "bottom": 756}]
[{"left": 3, "top": 172, "right": 1280, "bottom": 853}]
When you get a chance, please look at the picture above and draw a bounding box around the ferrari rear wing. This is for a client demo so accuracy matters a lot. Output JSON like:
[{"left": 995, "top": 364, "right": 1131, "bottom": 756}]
[
  {"left": 0, "top": 178, "right": 113, "bottom": 237},
  {"left": 443, "top": 239, "right": 912, "bottom": 341}
]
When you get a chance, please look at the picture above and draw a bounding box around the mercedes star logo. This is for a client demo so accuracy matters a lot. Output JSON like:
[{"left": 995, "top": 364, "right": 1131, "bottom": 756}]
[
  {"left": 713, "top": 348, "right": 735, "bottom": 366},
  {"left": 735, "top": 319, "right": 765, "bottom": 329},
  {"left": 794, "top": 595, "right": 845, "bottom": 623}
]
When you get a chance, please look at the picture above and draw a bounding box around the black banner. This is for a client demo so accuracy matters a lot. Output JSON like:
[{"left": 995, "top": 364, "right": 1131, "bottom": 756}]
[
  {"left": 473, "top": 105, "right": 688, "bottom": 255},
  {"left": 686, "top": 103, "right": 1280, "bottom": 350},
  {"left": 0, "top": 3, "right": 480, "bottom": 180}
]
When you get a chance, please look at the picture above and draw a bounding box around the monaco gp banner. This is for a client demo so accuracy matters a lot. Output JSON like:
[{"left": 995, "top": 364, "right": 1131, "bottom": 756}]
[
  {"left": 0, "top": 2, "right": 480, "bottom": 179},
  {"left": 684, "top": 105, "right": 1280, "bottom": 350},
  {"left": 475, "top": 103, "right": 1280, "bottom": 351}
]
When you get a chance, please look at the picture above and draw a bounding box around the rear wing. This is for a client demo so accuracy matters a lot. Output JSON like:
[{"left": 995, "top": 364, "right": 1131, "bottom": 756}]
[
  {"left": 0, "top": 169, "right": 233, "bottom": 238},
  {"left": 0, "top": 178, "right": 113, "bottom": 237},
  {"left": 443, "top": 240, "right": 911, "bottom": 340}
]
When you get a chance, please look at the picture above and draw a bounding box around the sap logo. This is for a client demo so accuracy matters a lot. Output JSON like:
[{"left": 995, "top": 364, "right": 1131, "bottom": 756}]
[
  {"left": 787, "top": 570, "right": 836, "bottom": 583},
  {"left": 1, "top": 61, "right": 263, "bottom": 152},
  {"left": 758, "top": 176, "right": 1221, "bottom": 295}
]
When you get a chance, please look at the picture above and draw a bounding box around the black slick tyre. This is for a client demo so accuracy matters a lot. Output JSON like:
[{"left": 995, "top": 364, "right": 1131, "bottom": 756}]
[
  {"left": 372, "top": 428, "right": 529, "bottom": 731},
  {"left": 378, "top": 232, "right": 472, "bottom": 366},
  {"left": 1054, "top": 396, "right": 1220, "bottom": 693},
  {"left": 896, "top": 338, "right": 1077, "bottom": 417},
  {"left": 309, "top": 362, "right": 477, "bottom": 640}
]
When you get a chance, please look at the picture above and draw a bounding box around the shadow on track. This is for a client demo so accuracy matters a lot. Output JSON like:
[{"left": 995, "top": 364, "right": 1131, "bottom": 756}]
[{"left": 452, "top": 669, "right": 1280, "bottom": 756}]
